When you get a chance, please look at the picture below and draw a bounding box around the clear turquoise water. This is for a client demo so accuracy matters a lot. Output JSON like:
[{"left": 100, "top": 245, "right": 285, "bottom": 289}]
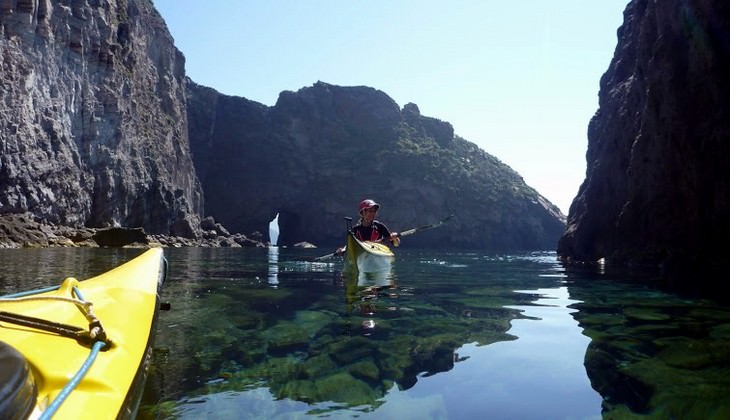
[{"left": 2, "top": 247, "right": 729, "bottom": 419}]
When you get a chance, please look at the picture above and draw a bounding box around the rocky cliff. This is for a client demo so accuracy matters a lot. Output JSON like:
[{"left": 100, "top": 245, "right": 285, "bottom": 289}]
[
  {"left": 1, "top": 1, "right": 564, "bottom": 251},
  {"left": 0, "top": 0, "right": 202, "bottom": 237},
  {"left": 558, "top": 0, "right": 730, "bottom": 278},
  {"left": 188, "top": 81, "right": 565, "bottom": 250}
]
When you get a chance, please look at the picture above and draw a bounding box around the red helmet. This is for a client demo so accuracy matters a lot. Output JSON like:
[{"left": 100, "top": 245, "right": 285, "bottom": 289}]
[{"left": 358, "top": 199, "right": 380, "bottom": 214}]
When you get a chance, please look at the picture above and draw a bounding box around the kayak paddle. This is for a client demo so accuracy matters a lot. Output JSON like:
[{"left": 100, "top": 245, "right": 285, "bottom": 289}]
[
  {"left": 312, "top": 214, "right": 454, "bottom": 261},
  {"left": 396, "top": 214, "right": 454, "bottom": 237}
]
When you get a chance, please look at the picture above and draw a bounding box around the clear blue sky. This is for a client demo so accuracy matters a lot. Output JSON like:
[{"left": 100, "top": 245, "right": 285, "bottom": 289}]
[{"left": 153, "top": 0, "right": 628, "bottom": 214}]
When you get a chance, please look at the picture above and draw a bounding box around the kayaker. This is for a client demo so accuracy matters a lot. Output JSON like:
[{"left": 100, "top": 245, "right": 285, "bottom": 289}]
[{"left": 335, "top": 199, "right": 400, "bottom": 255}]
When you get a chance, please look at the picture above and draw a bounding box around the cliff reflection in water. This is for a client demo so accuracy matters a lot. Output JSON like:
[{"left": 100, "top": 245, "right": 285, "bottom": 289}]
[{"left": 564, "top": 271, "right": 730, "bottom": 418}]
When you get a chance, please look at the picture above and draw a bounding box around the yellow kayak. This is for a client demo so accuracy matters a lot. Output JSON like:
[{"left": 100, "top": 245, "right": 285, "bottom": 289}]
[
  {"left": 0, "top": 248, "right": 166, "bottom": 420},
  {"left": 345, "top": 232, "right": 394, "bottom": 273}
]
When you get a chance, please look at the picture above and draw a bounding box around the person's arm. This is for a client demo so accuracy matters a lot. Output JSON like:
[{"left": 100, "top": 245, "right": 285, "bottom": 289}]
[{"left": 376, "top": 221, "right": 400, "bottom": 247}]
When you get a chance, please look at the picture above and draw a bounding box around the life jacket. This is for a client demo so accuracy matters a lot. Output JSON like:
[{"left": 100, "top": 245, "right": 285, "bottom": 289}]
[{"left": 355, "top": 223, "right": 381, "bottom": 242}]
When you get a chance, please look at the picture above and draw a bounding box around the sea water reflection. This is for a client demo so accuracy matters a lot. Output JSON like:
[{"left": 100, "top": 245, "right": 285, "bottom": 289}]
[
  {"left": 136, "top": 248, "right": 605, "bottom": 419},
  {"left": 2, "top": 248, "right": 730, "bottom": 419}
]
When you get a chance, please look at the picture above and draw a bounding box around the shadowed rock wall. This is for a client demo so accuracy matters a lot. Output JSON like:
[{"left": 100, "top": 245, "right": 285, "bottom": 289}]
[{"left": 558, "top": 0, "right": 730, "bottom": 277}]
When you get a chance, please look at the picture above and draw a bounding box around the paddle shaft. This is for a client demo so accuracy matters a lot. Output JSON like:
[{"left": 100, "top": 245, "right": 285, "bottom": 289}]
[
  {"left": 313, "top": 251, "right": 337, "bottom": 261},
  {"left": 397, "top": 214, "right": 454, "bottom": 237}
]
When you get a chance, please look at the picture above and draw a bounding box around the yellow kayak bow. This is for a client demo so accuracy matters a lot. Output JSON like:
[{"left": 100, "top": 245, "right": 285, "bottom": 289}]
[{"left": 0, "top": 248, "right": 166, "bottom": 420}]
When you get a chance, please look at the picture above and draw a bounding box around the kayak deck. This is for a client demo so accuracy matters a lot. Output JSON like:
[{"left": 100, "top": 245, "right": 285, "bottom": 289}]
[
  {"left": 0, "top": 248, "right": 166, "bottom": 419},
  {"left": 345, "top": 233, "right": 394, "bottom": 273}
]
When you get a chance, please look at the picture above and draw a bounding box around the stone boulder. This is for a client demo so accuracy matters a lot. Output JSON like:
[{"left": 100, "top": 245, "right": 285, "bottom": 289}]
[{"left": 92, "top": 227, "right": 148, "bottom": 247}]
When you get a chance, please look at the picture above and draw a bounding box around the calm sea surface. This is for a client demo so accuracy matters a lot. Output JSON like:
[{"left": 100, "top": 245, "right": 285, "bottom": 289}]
[{"left": 2, "top": 247, "right": 730, "bottom": 419}]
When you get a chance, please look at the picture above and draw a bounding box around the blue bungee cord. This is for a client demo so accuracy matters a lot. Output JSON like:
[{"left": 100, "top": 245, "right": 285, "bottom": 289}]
[
  {"left": 39, "top": 340, "right": 107, "bottom": 420},
  {"left": 36, "top": 285, "right": 109, "bottom": 419},
  {"left": 1, "top": 285, "right": 60, "bottom": 298}
]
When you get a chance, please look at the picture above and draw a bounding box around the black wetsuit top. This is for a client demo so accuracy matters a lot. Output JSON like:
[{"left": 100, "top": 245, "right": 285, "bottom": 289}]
[{"left": 352, "top": 220, "right": 392, "bottom": 242}]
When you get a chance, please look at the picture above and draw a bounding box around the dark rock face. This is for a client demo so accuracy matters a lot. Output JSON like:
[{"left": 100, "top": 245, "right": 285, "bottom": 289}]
[
  {"left": 188, "top": 81, "right": 565, "bottom": 251},
  {"left": 558, "top": 0, "right": 730, "bottom": 276},
  {"left": 0, "top": 0, "right": 202, "bottom": 236}
]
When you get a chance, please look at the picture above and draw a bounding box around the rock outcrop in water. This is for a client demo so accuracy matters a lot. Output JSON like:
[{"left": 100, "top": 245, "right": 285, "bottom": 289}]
[
  {"left": 187, "top": 81, "right": 565, "bottom": 250},
  {"left": 558, "top": 0, "right": 730, "bottom": 280},
  {"left": 0, "top": 0, "right": 203, "bottom": 238}
]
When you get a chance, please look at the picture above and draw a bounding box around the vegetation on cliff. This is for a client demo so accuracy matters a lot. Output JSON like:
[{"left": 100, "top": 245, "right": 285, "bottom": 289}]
[{"left": 188, "top": 82, "right": 565, "bottom": 251}]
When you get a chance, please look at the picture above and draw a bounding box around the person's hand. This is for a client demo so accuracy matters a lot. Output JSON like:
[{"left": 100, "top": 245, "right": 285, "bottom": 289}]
[
  {"left": 390, "top": 233, "right": 400, "bottom": 247},
  {"left": 334, "top": 246, "right": 346, "bottom": 256}
]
